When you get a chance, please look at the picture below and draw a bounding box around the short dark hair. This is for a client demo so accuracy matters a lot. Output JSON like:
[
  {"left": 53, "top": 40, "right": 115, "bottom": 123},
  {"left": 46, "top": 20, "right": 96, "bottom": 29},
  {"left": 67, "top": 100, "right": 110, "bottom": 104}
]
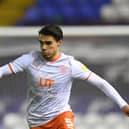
[{"left": 39, "top": 24, "right": 63, "bottom": 41}]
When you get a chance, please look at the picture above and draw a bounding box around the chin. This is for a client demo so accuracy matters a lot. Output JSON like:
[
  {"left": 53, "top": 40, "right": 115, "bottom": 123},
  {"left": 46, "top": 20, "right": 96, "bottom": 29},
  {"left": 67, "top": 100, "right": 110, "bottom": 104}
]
[{"left": 43, "top": 55, "right": 52, "bottom": 60}]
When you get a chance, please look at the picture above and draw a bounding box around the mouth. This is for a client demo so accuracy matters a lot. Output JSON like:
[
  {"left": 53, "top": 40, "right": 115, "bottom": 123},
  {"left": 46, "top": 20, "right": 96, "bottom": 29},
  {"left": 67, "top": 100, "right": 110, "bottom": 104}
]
[
  {"left": 43, "top": 53, "right": 48, "bottom": 56},
  {"left": 42, "top": 51, "right": 50, "bottom": 58}
]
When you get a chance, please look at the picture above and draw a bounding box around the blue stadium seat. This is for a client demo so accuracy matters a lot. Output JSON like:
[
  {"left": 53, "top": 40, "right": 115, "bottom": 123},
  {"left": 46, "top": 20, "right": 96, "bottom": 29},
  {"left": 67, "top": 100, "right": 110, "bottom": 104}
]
[
  {"left": 36, "top": 0, "right": 47, "bottom": 5},
  {"left": 59, "top": 5, "right": 78, "bottom": 24},
  {"left": 16, "top": 0, "right": 111, "bottom": 25},
  {"left": 71, "top": 0, "right": 91, "bottom": 6},
  {"left": 52, "top": 0, "right": 70, "bottom": 5},
  {"left": 16, "top": 7, "right": 41, "bottom": 25},
  {"left": 24, "top": 7, "right": 40, "bottom": 21},
  {"left": 79, "top": 5, "right": 101, "bottom": 21},
  {"left": 37, "top": 0, "right": 70, "bottom": 6},
  {"left": 92, "top": 0, "right": 112, "bottom": 7},
  {"left": 39, "top": 5, "right": 62, "bottom": 23}
]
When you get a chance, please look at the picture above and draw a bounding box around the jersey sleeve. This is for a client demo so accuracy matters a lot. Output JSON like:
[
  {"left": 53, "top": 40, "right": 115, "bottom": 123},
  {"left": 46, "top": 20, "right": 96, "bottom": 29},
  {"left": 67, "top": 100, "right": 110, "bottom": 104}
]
[
  {"left": 0, "top": 51, "right": 34, "bottom": 77},
  {"left": 87, "top": 72, "right": 127, "bottom": 108},
  {"left": 71, "top": 58, "right": 92, "bottom": 80}
]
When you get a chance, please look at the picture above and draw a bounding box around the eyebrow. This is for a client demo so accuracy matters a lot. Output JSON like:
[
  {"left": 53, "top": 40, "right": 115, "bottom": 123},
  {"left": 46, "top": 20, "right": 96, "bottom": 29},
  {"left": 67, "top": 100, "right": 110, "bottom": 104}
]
[{"left": 39, "top": 40, "right": 52, "bottom": 45}]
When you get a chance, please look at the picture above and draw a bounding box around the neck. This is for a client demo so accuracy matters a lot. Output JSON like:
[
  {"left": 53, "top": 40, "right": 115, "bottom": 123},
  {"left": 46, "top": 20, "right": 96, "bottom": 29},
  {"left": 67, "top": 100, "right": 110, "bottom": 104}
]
[{"left": 45, "top": 51, "right": 61, "bottom": 62}]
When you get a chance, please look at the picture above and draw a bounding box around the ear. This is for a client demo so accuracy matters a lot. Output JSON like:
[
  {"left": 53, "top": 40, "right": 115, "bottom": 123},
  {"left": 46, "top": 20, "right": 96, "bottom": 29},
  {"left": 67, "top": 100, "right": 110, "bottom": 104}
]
[{"left": 57, "top": 40, "right": 63, "bottom": 47}]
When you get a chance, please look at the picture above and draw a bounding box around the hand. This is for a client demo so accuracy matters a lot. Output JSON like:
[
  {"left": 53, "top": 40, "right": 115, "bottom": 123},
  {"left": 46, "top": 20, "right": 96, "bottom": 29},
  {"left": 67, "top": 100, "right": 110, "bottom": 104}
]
[{"left": 121, "top": 105, "right": 129, "bottom": 116}]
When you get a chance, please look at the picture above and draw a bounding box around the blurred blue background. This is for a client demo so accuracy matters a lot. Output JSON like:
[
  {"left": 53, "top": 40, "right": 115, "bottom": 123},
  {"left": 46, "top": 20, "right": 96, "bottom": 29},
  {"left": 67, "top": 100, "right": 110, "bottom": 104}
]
[{"left": 0, "top": 0, "right": 129, "bottom": 26}]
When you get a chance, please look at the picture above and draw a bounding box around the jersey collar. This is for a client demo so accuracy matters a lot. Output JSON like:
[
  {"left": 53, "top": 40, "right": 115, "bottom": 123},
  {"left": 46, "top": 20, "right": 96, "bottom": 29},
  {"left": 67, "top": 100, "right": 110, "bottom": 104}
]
[{"left": 48, "top": 52, "right": 62, "bottom": 62}]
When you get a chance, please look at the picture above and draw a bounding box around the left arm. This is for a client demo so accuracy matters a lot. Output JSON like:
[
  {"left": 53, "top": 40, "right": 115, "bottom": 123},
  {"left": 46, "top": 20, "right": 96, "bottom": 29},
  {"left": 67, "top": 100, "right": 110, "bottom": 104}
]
[
  {"left": 87, "top": 72, "right": 129, "bottom": 116},
  {"left": 70, "top": 58, "right": 129, "bottom": 116}
]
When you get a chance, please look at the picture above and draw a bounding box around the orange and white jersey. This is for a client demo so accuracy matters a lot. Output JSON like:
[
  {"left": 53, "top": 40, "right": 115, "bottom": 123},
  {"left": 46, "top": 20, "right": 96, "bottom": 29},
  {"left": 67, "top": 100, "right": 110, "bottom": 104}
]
[
  {"left": 0, "top": 51, "right": 127, "bottom": 127},
  {"left": 0, "top": 51, "right": 91, "bottom": 127}
]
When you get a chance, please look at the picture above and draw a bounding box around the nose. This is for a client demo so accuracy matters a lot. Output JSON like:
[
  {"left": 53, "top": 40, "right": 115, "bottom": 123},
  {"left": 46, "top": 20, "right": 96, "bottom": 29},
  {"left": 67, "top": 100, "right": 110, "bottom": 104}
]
[{"left": 41, "top": 44, "right": 47, "bottom": 50}]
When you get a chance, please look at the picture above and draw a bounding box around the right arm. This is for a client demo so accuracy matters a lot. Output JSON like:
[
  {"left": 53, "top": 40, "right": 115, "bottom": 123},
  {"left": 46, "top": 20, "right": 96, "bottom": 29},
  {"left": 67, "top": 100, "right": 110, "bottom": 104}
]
[{"left": 0, "top": 52, "right": 34, "bottom": 78}]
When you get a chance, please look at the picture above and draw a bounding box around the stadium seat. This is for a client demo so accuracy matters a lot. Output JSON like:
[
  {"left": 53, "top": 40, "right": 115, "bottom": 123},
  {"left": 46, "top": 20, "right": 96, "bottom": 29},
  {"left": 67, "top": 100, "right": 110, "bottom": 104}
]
[
  {"left": 71, "top": 0, "right": 91, "bottom": 6},
  {"left": 16, "top": 7, "right": 40, "bottom": 25},
  {"left": 36, "top": 0, "right": 46, "bottom": 5},
  {"left": 79, "top": 5, "right": 101, "bottom": 21},
  {"left": 51, "top": 0, "right": 71, "bottom": 6},
  {"left": 59, "top": 5, "right": 78, "bottom": 24},
  {"left": 24, "top": 7, "right": 40, "bottom": 21},
  {"left": 14, "top": 0, "right": 114, "bottom": 25},
  {"left": 39, "top": 6, "right": 61, "bottom": 23},
  {"left": 92, "top": 0, "right": 112, "bottom": 7},
  {"left": 37, "top": 0, "right": 69, "bottom": 6}
]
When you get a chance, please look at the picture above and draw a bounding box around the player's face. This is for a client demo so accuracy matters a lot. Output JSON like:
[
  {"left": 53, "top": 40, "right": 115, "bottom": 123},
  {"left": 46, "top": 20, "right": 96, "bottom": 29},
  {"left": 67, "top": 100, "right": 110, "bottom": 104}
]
[{"left": 39, "top": 34, "right": 62, "bottom": 60}]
